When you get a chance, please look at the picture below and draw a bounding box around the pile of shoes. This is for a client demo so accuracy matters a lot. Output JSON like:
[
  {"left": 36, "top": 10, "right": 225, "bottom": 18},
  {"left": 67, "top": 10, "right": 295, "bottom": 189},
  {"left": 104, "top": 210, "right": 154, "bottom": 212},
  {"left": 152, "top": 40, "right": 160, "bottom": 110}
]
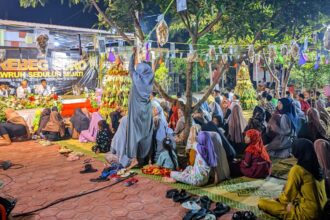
[
  {"left": 166, "top": 189, "right": 230, "bottom": 220},
  {"left": 232, "top": 211, "right": 256, "bottom": 220}
]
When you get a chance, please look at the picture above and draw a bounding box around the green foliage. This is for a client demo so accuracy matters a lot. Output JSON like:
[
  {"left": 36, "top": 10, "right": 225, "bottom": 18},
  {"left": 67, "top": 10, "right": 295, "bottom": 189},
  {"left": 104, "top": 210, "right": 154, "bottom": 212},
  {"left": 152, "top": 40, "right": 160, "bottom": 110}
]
[
  {"left": 290, "top": 61, "right": 330, "bottom": 90},
  {"left": 155, "top": 63, "right": 171, "bottom": 91},
  {"left": 171, "top": 58, "right": 186, "bottom": 74},
  {"left": 171, "top": 58, "right": 210, "bottom": 92},
  {"left": 0, "top": 101, "right": 6, "bottom": 122}
]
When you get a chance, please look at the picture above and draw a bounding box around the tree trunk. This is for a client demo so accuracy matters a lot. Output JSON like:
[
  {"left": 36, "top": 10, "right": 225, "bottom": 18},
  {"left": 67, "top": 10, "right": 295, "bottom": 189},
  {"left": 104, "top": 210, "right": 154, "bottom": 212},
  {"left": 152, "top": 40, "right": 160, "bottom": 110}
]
[
  {"left": 182, "top": 59, "right": 194, "bottom": 144},
  {"left": 281, "top": 62, "right": 294, "bottom": 97}
]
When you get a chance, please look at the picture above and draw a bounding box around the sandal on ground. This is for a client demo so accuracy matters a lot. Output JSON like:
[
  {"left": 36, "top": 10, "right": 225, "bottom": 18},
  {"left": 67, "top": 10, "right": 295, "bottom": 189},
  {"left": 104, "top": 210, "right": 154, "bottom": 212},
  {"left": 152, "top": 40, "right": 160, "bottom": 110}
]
[
  {"left": 182, "top": 200, "right": 201, "bottom": 210},
  {"left": 204, "top": 213, "right": 216, "bottom": 220},
  {"left": 173, "top": 190, "right": 191, "bottom": 203},
  {"left": 200, "top": 196, "right": 212, "bottom": 210},
  {"left": 109, "top": 174, "right": 121, "bottom": 182},
  {"left": 182, "top": 209, "right": 199, "bottom": 220},
  {"left": 232, "top": 211, "right": 257, "bottom": 220},
  {"left": 80, "top": 164, "right": 98, "bottom": 174},
  {"left": 90, "top": 176, "right": 109, "bottom": 182},
  {"left": 213, "top": 202, "right": 230, "bottom": 217},
  {"left": 189, "top": 208, "right": 211, "bottom": 220},
  {"left": 59, "top": 146, "right": 72, "bottom": 154},
  {"left": 123, "top": 177, "right": 138, "bottom": 187},
  {"left": 166, "top": 189, "right": 179, "bottom": 199}
]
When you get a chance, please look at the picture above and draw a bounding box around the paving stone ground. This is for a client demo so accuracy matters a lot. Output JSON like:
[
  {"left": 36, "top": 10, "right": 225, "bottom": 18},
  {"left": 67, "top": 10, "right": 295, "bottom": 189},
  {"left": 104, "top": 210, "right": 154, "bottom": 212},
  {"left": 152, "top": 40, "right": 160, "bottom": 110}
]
[{"left": 0, "top": 141, "right": 235, "bottom": 220}]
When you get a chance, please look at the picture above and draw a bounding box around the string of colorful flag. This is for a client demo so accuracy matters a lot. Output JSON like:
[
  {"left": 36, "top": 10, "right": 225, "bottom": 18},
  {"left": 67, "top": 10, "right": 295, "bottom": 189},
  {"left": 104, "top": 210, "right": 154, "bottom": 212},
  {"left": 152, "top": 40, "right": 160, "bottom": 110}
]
[{"left": 107, "top": 38, "right": 330, "bottom": 70}]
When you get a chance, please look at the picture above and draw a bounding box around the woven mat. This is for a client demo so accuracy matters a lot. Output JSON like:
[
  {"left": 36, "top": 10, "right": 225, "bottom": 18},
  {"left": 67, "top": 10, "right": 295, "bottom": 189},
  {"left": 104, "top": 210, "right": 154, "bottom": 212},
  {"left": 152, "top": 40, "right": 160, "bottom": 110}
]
[
  {"left": 136, "top": 170, "right": 284, "bottom": 220},
  {"left": 270, "top": 157, "right": 297, "bottom": 180}
]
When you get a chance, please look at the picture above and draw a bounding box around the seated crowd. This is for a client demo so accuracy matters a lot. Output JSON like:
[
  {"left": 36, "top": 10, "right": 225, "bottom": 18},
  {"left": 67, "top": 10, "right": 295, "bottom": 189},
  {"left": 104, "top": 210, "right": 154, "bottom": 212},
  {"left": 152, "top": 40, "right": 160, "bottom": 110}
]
[{"left": 1, "top": 87, "right": 330, "bottom": 219}]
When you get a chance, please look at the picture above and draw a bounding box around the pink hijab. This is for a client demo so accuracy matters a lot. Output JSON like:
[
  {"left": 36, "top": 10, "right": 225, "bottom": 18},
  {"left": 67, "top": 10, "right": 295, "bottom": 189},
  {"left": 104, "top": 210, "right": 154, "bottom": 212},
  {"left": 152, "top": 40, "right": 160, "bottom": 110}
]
[{"left": 79, "top": 112, "right": 103, "bottom": 143}]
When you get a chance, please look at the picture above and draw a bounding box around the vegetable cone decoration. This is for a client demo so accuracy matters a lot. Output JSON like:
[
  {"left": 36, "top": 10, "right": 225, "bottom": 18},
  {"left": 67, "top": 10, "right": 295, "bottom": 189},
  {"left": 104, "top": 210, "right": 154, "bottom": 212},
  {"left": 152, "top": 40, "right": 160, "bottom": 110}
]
[{"left": 234, "top": 61, "right": 258, "bottom": 110}]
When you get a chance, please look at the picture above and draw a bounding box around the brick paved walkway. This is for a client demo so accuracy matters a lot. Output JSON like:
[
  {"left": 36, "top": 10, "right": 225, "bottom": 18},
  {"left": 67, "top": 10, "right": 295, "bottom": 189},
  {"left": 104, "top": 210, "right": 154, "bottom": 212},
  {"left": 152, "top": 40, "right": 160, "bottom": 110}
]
[{"left": 0, "top": 141, "right": 234, "bottom": 220}]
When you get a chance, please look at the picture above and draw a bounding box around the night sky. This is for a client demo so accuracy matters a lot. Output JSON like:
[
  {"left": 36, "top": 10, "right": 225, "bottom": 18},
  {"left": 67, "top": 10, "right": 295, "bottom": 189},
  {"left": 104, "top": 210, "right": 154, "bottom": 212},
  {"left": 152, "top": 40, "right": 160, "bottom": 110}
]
[{"left": 0, "top": 0, "right": 98, "bottom": 28}]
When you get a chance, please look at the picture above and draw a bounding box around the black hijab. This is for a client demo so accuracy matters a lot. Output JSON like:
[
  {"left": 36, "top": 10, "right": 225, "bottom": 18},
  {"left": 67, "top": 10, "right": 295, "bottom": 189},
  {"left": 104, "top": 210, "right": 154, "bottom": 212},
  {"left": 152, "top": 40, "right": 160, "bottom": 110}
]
[
  {"left": 292, "top": 138, "right": 323, "bottom": 181},
  {"left": 245, "top": 106, "right": 266, "bottom": 133},
  {"left": 70, "top": 108, "right": 90, "bottom": 133},
  {"left": 110, "top": 110, "right": 122, "bottom": 132}
]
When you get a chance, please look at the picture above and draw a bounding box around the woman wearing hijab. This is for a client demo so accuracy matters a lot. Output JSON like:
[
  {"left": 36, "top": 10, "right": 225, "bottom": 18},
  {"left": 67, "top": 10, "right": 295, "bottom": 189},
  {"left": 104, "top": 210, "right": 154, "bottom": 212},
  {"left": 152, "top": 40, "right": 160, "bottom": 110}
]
[
  {"left": 0, "top": 108, "right": 30, "bottom": 146},
  {"left": 292, "top": 99, "right": 306, "bottom": 134},
  {"left": 174, "top": 109, "right": 186, "bottom": 144},
  {"left": 316, "top": 101, "right": 330, "bottom": 135},
  {"left": 225, "top": 103, "right": 247, "bottom": 155},
  {"left": 202, "top": 115, "right": 236, "bottom": 161},
  {"left": 110, "top": 107, "right": 123, "bottom": 134},
  {"left": 70, "top": 108, "right": 90, "bottom": 139},
  {"left": 207, "top": 131, "right": 231, "bottom": 182},
  {"left": 79, "top": 112, "right": 103, "bottom": 143},
  {"left": 170, "top": 132, "right": 217, "bottom": 186},
  {"left": 266, "top": 98, "right": 297, "bottom": 158},
  {"left": 244, "top": 106, "right": 267, "bottom": 138},
  {"left": 105, "top": 116, "right": 131, "bottom": 168},
  {"left": 298, "top": 108, "right": 329, "bottom": 142},
  {"left": 314, "top": 139, "right": 330, "bottom": 197},
  {"left": 125, "top": 48, "right": 154, "bottom": 170},
  {"left": 186, "top": 124, "right": 201, "bottom": 165},
  {"left": 221, "top": 100, "right": 232, "bottom": 123},
  {"left": 37, "top": 108, "right": 51, "bottom": 135},
  {"left": 208, "top": 96, "right": 223, "bottom": 119},
  {"left": 42, "top": 111, "right": 65, "bottom": 141},
  {"left": 192, "top": 108, "right": 208, "bottom": 127},
  {"left": 258, "top": 139, "right": 327, "bottom": 219},
  {"left": 240, "top": 129, "right": 271, "bottom": 178},
  {"left": 152, "top": 105, "right": 175, "bottom": 162}
]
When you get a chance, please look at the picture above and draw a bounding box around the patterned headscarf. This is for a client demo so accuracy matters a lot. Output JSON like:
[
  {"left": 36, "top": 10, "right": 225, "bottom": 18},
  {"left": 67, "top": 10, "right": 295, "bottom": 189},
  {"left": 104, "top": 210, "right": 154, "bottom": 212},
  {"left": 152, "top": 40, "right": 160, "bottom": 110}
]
[{"left": 245, "top": 129, "right": 270, "bottom": 162}]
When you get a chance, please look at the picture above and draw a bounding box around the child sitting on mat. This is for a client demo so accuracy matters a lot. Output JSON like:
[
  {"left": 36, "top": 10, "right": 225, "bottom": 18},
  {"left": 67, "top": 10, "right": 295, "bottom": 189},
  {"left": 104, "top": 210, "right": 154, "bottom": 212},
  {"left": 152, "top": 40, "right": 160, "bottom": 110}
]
[
  {"left": 156, "top": 137, "right": 178, "bottom": 170},
  {"left": 92, "top": 120, "right": 112, "bottom": 153}
]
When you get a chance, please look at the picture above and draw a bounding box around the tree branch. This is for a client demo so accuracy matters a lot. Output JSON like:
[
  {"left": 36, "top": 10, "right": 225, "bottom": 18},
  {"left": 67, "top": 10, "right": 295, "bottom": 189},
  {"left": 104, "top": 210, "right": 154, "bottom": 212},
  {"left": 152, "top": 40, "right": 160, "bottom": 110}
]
[
  {"left": 251, "top": 8, "right": 282, "bottom": 44},
  {"left": 193, "top": 64, "right": 227, "bottom": 112},
  {"left": 151, "top": 58, "right": 179, "bottom": 104},
  {"left": 90, "top": 0, "right": 133, "bottom": 45},
  {"left": 179, "top": 13, "right": 195, "bottom": 38},
  {"left": 197, "top": 12, "right": 222, "bottom": 38},
  {"left": 131, "top": 10, "right": 145, "bottom": 42},
  {"left": 262, "top": 50, "right": 280, "bottom": 97}
]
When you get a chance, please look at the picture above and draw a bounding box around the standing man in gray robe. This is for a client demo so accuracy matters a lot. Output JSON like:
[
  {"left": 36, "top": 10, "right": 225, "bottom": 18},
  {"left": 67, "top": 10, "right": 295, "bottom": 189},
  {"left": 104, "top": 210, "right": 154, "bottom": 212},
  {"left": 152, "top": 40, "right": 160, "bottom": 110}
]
[{"left": 126, "top": 48, "right": 154, "bottom": 169}]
